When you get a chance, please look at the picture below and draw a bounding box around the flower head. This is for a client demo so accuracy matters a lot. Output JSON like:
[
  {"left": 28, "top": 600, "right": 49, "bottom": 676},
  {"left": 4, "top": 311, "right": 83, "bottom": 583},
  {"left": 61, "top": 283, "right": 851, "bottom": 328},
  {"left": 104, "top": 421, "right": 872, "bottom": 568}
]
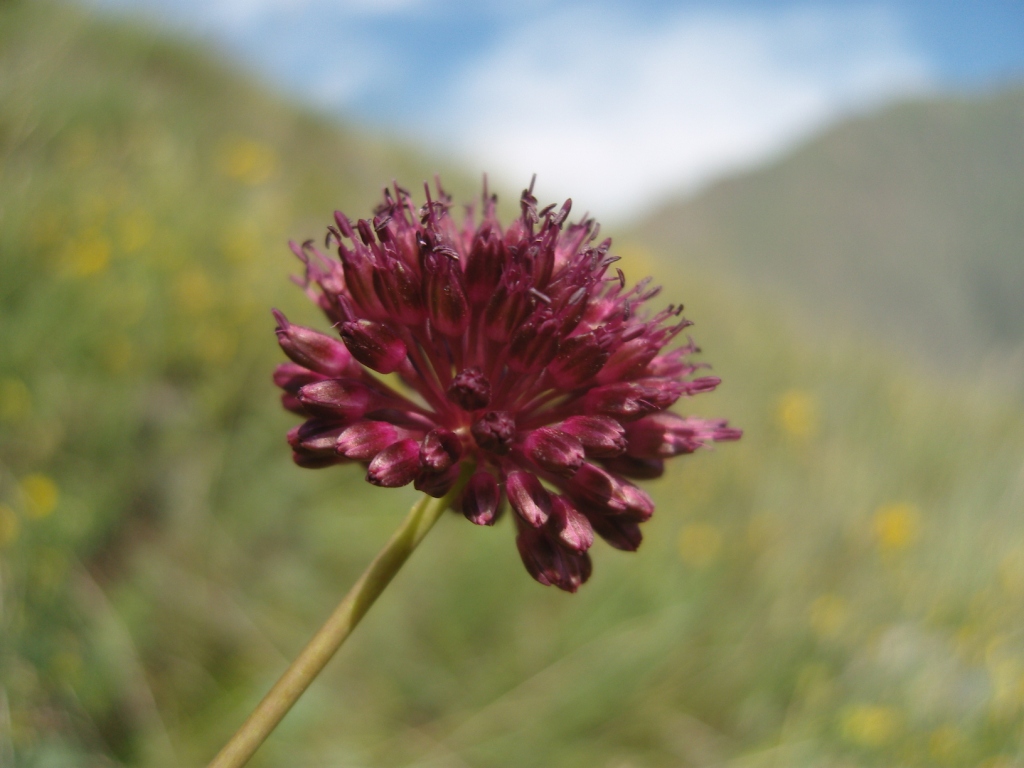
[{"left": 274, "top": 178, "right": 740, "bottom": 592}]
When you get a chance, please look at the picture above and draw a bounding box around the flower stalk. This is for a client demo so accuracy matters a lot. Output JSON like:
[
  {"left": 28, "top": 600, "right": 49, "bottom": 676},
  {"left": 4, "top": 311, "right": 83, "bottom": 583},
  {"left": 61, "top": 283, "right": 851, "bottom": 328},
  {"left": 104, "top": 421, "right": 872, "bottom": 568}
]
[{"left": 206, "top": 465, "right": 472, "bottom": 768}]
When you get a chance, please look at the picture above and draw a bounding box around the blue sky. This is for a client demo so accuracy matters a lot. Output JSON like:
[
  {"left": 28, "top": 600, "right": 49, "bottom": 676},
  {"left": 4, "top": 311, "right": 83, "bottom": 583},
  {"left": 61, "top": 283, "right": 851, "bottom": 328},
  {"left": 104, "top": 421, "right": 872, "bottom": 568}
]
[{"left": 93, "top": 0, "right": 1024, "bottom": 221}]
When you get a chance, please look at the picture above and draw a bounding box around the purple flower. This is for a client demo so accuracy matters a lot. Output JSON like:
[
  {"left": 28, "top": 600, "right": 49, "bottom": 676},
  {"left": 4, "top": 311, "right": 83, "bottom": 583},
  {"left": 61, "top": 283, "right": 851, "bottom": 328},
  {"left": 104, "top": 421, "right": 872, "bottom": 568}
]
[{"left": 273, "top": 178, "right": 740, "bottom": 592}]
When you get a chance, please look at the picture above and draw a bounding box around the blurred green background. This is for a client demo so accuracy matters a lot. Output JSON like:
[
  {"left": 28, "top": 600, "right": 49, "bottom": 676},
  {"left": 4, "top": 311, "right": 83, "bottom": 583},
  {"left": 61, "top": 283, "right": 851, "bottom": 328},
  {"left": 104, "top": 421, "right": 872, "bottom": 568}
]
[{"left": 2, "top": 2, "right": 1024, "bottom": 767}]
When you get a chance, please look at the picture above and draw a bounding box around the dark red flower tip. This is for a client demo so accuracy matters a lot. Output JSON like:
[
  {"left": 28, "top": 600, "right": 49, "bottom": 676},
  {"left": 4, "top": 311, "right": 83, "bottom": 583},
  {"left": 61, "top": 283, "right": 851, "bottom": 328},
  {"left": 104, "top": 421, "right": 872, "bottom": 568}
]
[
  {"left": 415, "top": 463, "right": 460, "bottom": 498},
  {"left": 336, "top": 421, "right": 405, "bottom": 460},
  {"left": 472, "top": 411, "right": 516, "bottom": 455},
  {"left": 274, "top": 178, "right": 739, "bottom": 591},
  {"left": 556, "top": 416, "right": 627, "bottom": 458},
  {"left": 462, "top": 471, "right": 502, "bottom": 526},
  {"left": 366, "top": 438, "right": 421, "bottom": 487},
  {"left": 420, "top": 429, "right": 462, "bottom": 472},
  {"left": 547, "top": 333, "right": 609, "bottom": 389},
  {"left": 550, "top": 495, "right": 594, "bottom": 554},
  {"left": 447, "top": 367, "right": 491, "bottom": 411},
  {"left": 521, "top": 427, "right": 585, "bottom": 476},
  {"left": 505, "top": 470, "right": 551, "bottom": 528},
  {"left": 340, "top": 320, "right": 408, "bottom": 374},
  {"left": 423, "top": 246, "right": 470, "bottom": 337},
  {"left": 274, "top": 362, "right": 327, "bottom": 394},
  {"left": 297, "top": 379, "right": 373, "bottom": 421},
  {"left": 273, "top": 309, "right": 353, "bottom": 376},
  {"left": 515, "top": 522, "right": 593, "bottom": 593},
  {"left": 288, "top": 420, "right": 348, "bottom": 458}
]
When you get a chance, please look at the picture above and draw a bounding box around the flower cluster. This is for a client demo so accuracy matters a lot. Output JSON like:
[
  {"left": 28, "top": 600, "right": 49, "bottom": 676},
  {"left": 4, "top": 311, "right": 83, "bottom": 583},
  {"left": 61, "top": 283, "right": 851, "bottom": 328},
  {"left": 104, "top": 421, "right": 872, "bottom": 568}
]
[{"left": 273, "top": 179, "right": 740, "bottom": 592}]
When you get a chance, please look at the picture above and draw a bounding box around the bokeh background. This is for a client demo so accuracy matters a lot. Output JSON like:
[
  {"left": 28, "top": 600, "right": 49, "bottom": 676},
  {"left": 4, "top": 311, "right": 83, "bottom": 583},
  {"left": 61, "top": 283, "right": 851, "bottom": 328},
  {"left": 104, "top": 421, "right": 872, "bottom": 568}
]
[{"left": 2, "top": 0, "right": 1024, "bottom": 766}]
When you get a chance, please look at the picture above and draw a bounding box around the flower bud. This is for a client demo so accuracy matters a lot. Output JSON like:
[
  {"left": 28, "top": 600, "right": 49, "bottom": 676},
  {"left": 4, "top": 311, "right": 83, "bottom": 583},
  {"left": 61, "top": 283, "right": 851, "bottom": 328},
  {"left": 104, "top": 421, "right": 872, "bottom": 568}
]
[
  {"left": 273, "top": 310, "right": 353, "bottom": 376},
  {"left": 366, "top": 438, "right": 420, "bottom": 487},
  {"left": 288, "top": 420, "right": 347, "bottom": 458},
  {"left": 586, "top": 512, "right": 643, "bottom": 552},
  {"left": 447, "top": 367, "right": 491, "bottom": 411},
  {"left": 508, "top": 318, "right": 560, "bottom": 374},
  {"left": 338, "top": 244, "right": 384, "bottom": 318},
  {"left": 617, "top": 482, "right": 654, "bottom": 521},
  {"left": 596, "top": 337, "right": 658, "bottom": 385},
  {"left": 472, "top": 411, "right": 516, "bottom": 455},
  {"left": 521, "top": 427, "right": 584, "bottom": 476},
  {"left": 482, "top": 283, "right": 527, "bottom": 342},
  {"left": 415, "top": 463, "right": 460, "bottom": 498},
  {"left": 683, "top": 376, "right": 721, "bottom": 395},
  {"left": 600, "top": 455, "right": 664, "bottom": 480},
  {"left": 373, "top": 260, "right": 424, "bottom": 325},
  {"left": 297, "top": 379, "right": 372, "bottom": 420},
  {"left": 464, "top": 223, "right": 507, "bottom": 304},
  {"left": 556, "top": 415, "right": 626, "bottom": 458},
  {"left": 281, "top": 393, "right": 305, "bottom": 414},
  {"left": 550, "top": 495, "right": 593, "bottom": 553},
  {"left": 515, "top": 523, "right": 592, "bottom": 592},
  {"left": 548, "top": 333, "right": 609, "bottom": 389},
  {"left": 419, "top": 429, "right": 462, "bottom": 472},
  {"left": 293, "top": 452, "right": 346, "bottom": 469},
  {"left": 462, "top": 471, "right": 502, "bottom": 526},
  {"left": 336, "top": 420, "right": 403, "bottom": 460},
  {"left": 625, "top": 413, "right": 742, "bottom": 458},
  {"left": 423, "top": 249, "right": 470, "bottom": 337},
  {"left": 567, "top": 463, "right": 651, "bottom": 519},
  {"left": 340, "top": 320, "right": 408, "bottom": 374},
  {"left": 582, "top": 380, "right": 684, "bottom": 421},
  {"left": 622, "top": 412, "right": 684, "bottom": 457},
  {"left": 505, "top": 470, "right": 550, "bottom": 527},
  {"left": 273, "top": 362, "right": 326, "bottom": 393}
]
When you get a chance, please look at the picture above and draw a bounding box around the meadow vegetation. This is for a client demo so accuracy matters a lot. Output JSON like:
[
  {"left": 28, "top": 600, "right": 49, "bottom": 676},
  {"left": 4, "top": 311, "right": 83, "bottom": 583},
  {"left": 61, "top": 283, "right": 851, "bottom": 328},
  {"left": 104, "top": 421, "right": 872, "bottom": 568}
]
[{"left": 2, "top": 2, "right": 1024, "bottom": 766}]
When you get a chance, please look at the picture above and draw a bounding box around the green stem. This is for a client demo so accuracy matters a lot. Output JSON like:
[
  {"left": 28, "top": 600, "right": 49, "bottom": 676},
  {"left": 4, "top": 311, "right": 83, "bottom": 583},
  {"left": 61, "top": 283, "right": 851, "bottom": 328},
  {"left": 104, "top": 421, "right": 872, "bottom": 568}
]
[{"left": 206, "top": 467, "right": 472, "bottom": 768}]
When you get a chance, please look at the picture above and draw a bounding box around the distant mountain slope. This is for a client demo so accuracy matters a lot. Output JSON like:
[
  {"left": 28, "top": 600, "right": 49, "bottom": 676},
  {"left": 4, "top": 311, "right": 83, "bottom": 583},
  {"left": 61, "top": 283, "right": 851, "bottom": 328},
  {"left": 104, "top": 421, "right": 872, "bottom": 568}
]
[{"left": 630, "top": 87, "right": 1024, "bottom": 372}]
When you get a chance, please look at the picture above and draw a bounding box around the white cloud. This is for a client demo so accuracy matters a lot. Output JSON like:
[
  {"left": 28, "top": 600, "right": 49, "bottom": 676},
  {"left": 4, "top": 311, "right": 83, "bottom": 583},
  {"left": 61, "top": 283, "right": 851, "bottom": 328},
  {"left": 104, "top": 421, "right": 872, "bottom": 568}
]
[{"left": 431, "top": 6, "right": 934, "bottom": 221}]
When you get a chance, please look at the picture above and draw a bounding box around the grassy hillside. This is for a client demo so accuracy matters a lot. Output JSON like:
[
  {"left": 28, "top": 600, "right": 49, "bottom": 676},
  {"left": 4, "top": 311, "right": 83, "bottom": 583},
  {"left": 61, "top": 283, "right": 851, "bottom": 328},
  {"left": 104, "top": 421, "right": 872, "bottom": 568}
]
[
  {"left": 3, "top": 3, "right": 1024, "bottom": 768},
  {"left": 629, "top": 87, "right": 1024, "bottom": 378}
]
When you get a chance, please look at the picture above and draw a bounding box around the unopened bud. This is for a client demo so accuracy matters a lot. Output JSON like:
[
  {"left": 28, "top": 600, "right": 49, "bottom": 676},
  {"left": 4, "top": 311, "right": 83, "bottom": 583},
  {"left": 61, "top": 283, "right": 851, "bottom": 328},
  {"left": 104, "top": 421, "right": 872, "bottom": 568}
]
[
  {"left": 683, "top": 376, "right": 721, "bottom": 395},
  {"left": 625, "top": 413, "right": 742, "bottom": 458},
  {"left": 273, "top": 310, "right": 352, "bottom": 376},
  {"left": 586, "top": 512, "right": 643, "bottom": 552},
  {"left": 550, "top": 495, "right": 594, "bottom": 553},
  {"left": 548, "top": 333, "right": 608, "bottom": 389},
  {"left": 472, "top": 411, "right": 516, "bottom": 455},
  {"left": 515, "top": 523, "right": 592, "bottom": 592},
  {"left": 482, "top": 283, "right": 527, "bottom": 342},
  {"left": 583, "top": 380, "right": 683, "bottom": 420},
  {"left": 336, "top": 421, "right": 403, "bottom": 460},
  {"left": 423, "top": 249, "right": 470, "bottom": 337},
  {"left": 522, "top": 427, "right": 584, "bottom": 476},
  {"left": 505, "top": 470, "right": 550, "bottom": 527},
  {"left": 556, "top": 415, "right": 626, "bottom": 458},
  {"left": 447, "top": 367, "right": 491, "bottom": 411},
  {"left": 293, "top": 452, "right": 346, "bottom": 469},
  {"left": 419, "top": 429, "right": 462, "bottom": 472},
  {"left": 462, "top": 471, "right": 502, "bottom": 526},
  {"left": 567, "top": 462, "right": 650, "bottom": 519},
  {"left": 415, "top": 463, "right": 460, "bottom": 498},
  {"left": 288, "top": 420, "right": 347, "bottom": 457},
  {"left": 366, "top": 438, "right": 421, "bottom": 487},
  {"left": 464, "top": 224, "right": 506, "bottom": 304},
  {"left": 340, "top": 320, "right": 408, "bottom": 374},
  {"left": 596, "top": 338, "right": 658, "bottom": 385},
  {"left": 297, "top": 379, "right": 372, "bottom": 420},
  {"left": 373, "top": 260, "right": 424, "bottom": 325},
  {"left": 508, "top": 318, "right": 560, "bottom": 374},
  {"left": 600, "top": 455, "right": 665, "bottom": 479},
  {"left": 273, "top": 362, "right": 326, "bottom": 393}
]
